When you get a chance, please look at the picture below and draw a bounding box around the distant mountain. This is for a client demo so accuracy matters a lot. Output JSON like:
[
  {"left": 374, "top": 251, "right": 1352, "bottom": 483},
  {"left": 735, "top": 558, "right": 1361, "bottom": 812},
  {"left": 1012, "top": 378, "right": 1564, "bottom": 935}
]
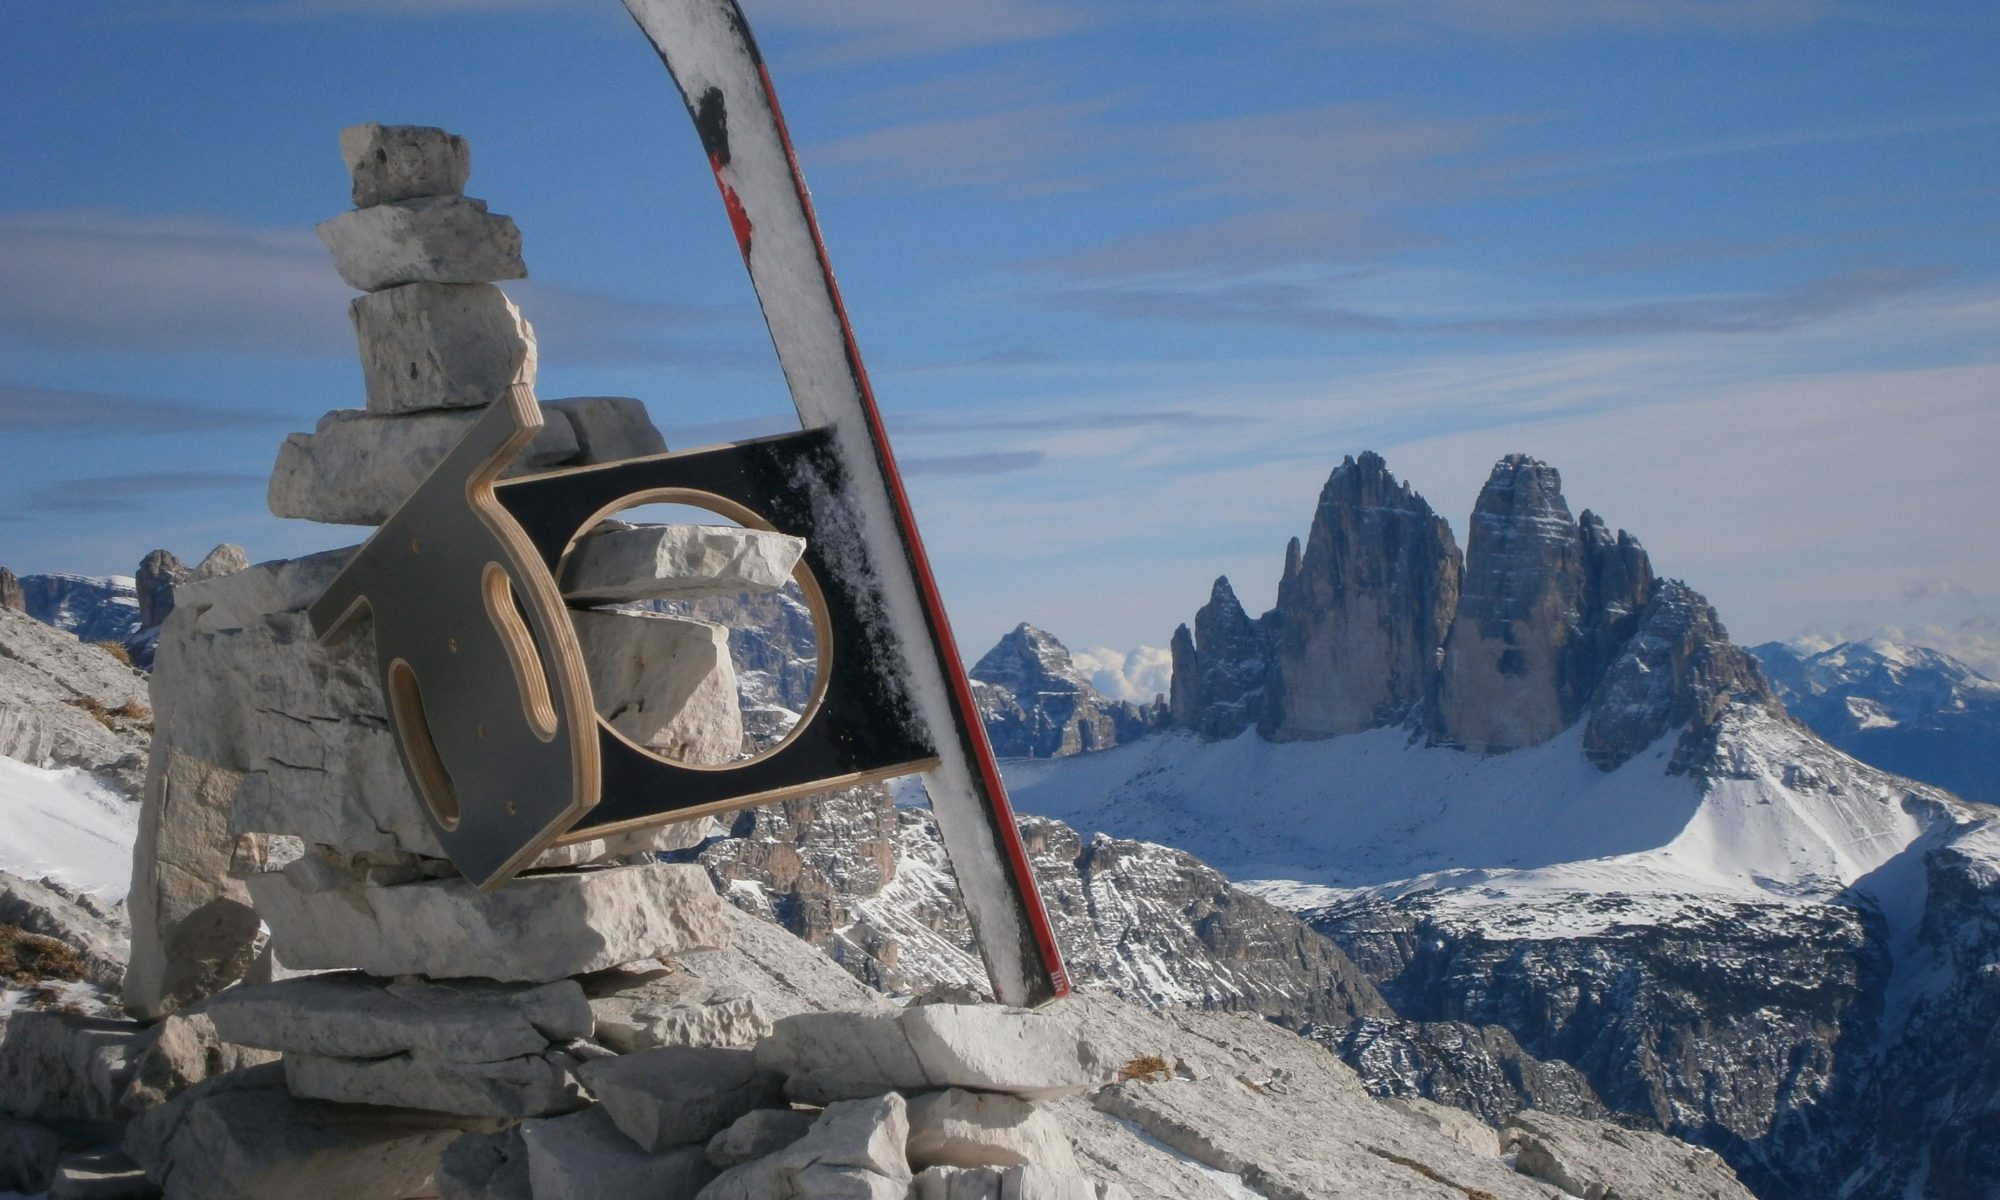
[
  {"left": 7, "top": 545, "right": 248, "bottom": 670},
  {"left": 969, "top": 623, "right": 1164, "bottom": 758},
  {"left": 1005, "top": 450, "right": 2000, "bottom": 1200},
  {"left": 1751, "top": 637, "right": 2000, "bottom": 805}
]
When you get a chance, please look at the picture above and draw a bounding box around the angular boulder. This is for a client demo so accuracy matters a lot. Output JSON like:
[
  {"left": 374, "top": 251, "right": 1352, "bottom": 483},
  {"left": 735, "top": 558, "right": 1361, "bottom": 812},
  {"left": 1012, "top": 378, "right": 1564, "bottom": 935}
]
[
  {"left": 576, "top": 1046, "right": 784, "bottom": 1153},
  {"left": 339, "top": 123, "right": 472, "bottom": 208},
  {"left": 542, "top": 397, "right": 668, "bottom": 462},
  {"left": 0, "top": 1011, "right": 142, "bottom": 1123},
  {"left": 518, "top": 1107, "right": 713, "bottom": 1200},
  {"left": 284, "top": 1048, "right": 587, "bottom": 1119},
  {"left": 754, "top": 1005, "right": 1113, "bottom": 1105},
  {"left": 350, "top": 282, "right": 537, "bottom": 415},
  {"left": 696, "top": 1092, "right": 910, "bottom": 1200},
  {"left": 572, "top": 610, "right": 743, "bottom": 765},
  {"left": 202, "top": 973, "right": 592, "bottom": 1063},
  {"left": 560, "top": 524, "right": 804, "bottom": 605},
  {"left": 906, "top": 1088, "right": 1082, "bottom": 1174},
  {"left": 704, "top": 1107, "right": 814, "bottom": 1169}
]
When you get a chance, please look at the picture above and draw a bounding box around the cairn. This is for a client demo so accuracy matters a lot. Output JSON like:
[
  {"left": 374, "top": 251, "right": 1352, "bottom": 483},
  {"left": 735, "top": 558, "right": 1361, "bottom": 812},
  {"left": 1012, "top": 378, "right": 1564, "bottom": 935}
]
[{"left": 0, "top": 124, "right": 1130, "bottom": 1200}]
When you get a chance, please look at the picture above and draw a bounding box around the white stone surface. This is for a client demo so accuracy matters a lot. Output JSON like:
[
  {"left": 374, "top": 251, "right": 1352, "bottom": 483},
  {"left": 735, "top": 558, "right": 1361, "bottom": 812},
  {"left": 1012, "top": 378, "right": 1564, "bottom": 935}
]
[
  {"left": 588, "top": 979, "right": 772, "bottom": 1054},
  {"left": 575, "top": 1046, "right": 784, "bottom": 1153},
  {"left": 119, "top": 1012, "right": 277, "bottom": 1115},
  {"left": 1502, "top": 1110, "right": 1755, "bottom": 1200},
  {"left": 350, "top": 282, "right": 537, "bottom": 414},
  {"left": 573, "top": 610, "right": 744, "bottom": 764},
  {"left": 561, "top": 523, "right": 804, "bottom": 605},
  {"left": 755, "top": 1006, "right": 1114, "bottom": 1105},
  {"left": 906, "top": 1088, "right": 1082, "bottom": 1175},
  {"left": 912, "top": 1164, "right": 1102, "bottom": 1200},
  {"left": 317, "top": 195, "right": 524, "bottom": 292},
  {"left": 340, "top": 123, "right": 471, "bottom": 207},
  {"left": 246, "top": 858, "right": 728, "bottom": 983},
  {"left": 703, "top": 1107, "right": 814, "bottom": 1169},
  {"left": 519, "top": 1106, "right": 714, "bottom": 1200},
  {"left": 695, "top": 1092, "right": 911, "bottom": 1200},
  {"left": 266, "top": 405, "right": 577, "bottom": 526},
  {"left": 284, "top": 1048, "right": 587, "bottom": 1119},
  {"left": 543, "top": 397, "right": 668, "bottom": 462},
  {"left": 202, "top": 973, "right": 591, "bottom": 1062}
]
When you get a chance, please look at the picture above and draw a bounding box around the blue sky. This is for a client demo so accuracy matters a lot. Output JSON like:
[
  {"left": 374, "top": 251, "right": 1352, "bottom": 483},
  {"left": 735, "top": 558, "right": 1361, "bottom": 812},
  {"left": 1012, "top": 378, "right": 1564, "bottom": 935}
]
[{"left": 4, "top": 0, "right": 1998, "bottom": 680}]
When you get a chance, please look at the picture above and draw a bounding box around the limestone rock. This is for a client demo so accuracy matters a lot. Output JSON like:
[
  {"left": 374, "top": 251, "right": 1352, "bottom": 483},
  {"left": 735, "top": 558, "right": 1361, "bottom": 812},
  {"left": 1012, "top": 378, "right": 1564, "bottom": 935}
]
[
  {"left": 247, "top": 858, "right": 728, "bottom": 982},
  {"left": 191, "top": 544, "right": 249, "bottom": 582},
  {"left": 587, "top": 974, "right": 773, "bottom": 1053},
  {"left": 1380, "top": 1096, "right": 1500, "bottom": 1157},
  {"left": 1503, "top": 1110, "right": 1755, "bottom": 1200},
  {"left": 755, "top": 1005, "right": 1113, "bottom": 1104},
  {"left": 285, "top": 1048, "right": 587, "bottom": 1119},
  {"left": 45, "top": 1151, "right": 158, "bottom": 1200},
  {"left": 573, "top": 610, "right": 743, "bottom": 764},
  {"left": 1167, "top": 577, "right": 1273, "bottom": 740},
  {"left": 704, "top": 1107, "right": 814, "bottom": 1169},
  {"left": 266, "top": 404, "right": 576, "bottom": 526},
  {"left": 124, "top": 1063, "right": 470, "bottom": 1200},
  {"left": 906, "top": 1088, "right": 1081, "bottom": 1174},
  {"left": 134, "top": 550, "right": 190, "bottom": 632},
  {"left": 435, "top": 1127, "right": 532, "bottom": 1200},
  {"left": 340, "top": 123, "right": 472, "bottom": 207},
  {"left": 519, "top": 1106, "right": 714, "bottom": 1200},
  {"left": 543, "top": 396, "right": 668, "bottom": 462},
  {"left": 1268, "top": 453, "right": 1461, "bottom": 739},
  {"left": 202, "top": 973, "right": 591, "bottom": 1062},
  {"left": 560, "top": 523, "right": 804, "bottom": 605},
  {"left": 0, "top": 567, "right": 24, "bottom": 613},
  {"left": 0, "top": 606, "right": 150, "bottom": 794},
  {"left": 0, "top": 1116, "right": 60, "bottom": 1193},
  {"left": 350, "top": 282, "right": 537, "bottom": 414},
  {"left": 577, "top": 1046, "right": 784, "bottom": 1153},
  {"left": 1583, "top": 580, "right": 1779, "bottom": 771},
  {"left": 696, "top": 1092, "right": 910, "bottom": 1200},
  {"left": 119, "top": 1012, "right": 277, "bottom": 1115},
  {"left": 0, "top": 1011, "right": 142, "bottom": 1122},
  {"left": 0, "top": 870, "right": 129, "bottom": 991},
  {"left": 527, "top": 815, "right": 721, "bottom": 871},
  {"left": 317, "top": 195, "right": 524, "bottom": 292}
]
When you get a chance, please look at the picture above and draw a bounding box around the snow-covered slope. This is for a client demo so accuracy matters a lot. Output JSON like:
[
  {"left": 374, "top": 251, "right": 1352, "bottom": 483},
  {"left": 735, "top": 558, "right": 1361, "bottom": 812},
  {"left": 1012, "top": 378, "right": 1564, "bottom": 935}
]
[{"left": 0, "top": 755, "right": 139, "bottom": 899}]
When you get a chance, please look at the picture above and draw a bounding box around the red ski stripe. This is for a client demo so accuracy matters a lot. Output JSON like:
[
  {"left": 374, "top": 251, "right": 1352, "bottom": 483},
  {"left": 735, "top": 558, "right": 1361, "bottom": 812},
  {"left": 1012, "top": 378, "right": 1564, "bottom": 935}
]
[{"left": 742, "top": 59, "right": 1071, "bottom": 1000}]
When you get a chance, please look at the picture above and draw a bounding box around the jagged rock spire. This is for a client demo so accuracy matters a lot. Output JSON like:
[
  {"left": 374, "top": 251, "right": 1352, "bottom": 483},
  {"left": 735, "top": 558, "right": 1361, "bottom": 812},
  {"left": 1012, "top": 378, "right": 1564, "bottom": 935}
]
[
  {"left": 1169, "top": 577, "right": 1273, "bottom": 740},
  {"left": 1269, "top": 452, "right": 1461, "bottom": 740}
]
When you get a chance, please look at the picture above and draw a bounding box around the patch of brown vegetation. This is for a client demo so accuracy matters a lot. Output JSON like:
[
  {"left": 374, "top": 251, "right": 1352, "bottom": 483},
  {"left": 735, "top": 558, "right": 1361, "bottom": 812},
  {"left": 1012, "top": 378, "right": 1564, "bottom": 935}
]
[
  {"left": 63, "top": 695, "right": 116, "bottom": 730},
  {"left": 1118, "top": 1054, "right": 1172, "bottom": 1083},
  {"left": 113, "top": 699, "right": 150, "bottom": 722},
  {"left": 0, "top": 924, "right": 88, "bottom": 988},
  {"left": 92, "top": 640, "right": 133, "bottom": 667}
]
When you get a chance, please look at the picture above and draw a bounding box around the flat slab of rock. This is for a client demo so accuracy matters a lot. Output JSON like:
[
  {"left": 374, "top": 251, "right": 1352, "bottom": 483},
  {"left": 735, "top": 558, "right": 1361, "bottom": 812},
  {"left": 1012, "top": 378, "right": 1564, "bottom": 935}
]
[
  {"left": 519, "top": 1107, "right": 714, "bottom": 1200},
  {"left": 587, "top": 976, "right": 772, "bottom": 1054},
  {"left": 1502, "top": 1110, "right": 1755, "bottom": 1200},
  {"left": 124, "top": 1064, "right": 470, "bottom": 1200},
  {"left": 576, "top": 1046, "right": 783, "bottom": 1153},
  {"left": 267, "top": 405, "right": 576, "bottom": 526},
  {"left": 912, "top": 1164, "right": 1104, "bottom": 1200},
  {"left": 906, "top": 1088, "right": 1081, "bottom": 1175},
  {"left": 561, "top": 523, "right": 804, "bottom": 605},
  {"left": 573, "top": 610, "right": 743, "bottom": 764},
  {"left": 340, "top": 123, "right": 471, "bottom": 207},
  {"left": 285, "top": 1048, "right": 587, "bottom": 1119},
  {"left": 45, "top": 1150, "right": 157, "bottom": 1200},
  {"left": 318, "top": 195, "right": 524, "bottom": 291},
  {"left": 247, "top": 858, "right": 728, "bottom": 983},
  {"left": 704, "top": 1108, "right": 814, "bottom": 1169},
  {"left": 754, "top": 1005, "right": 1114, "bottom": 1104},
  {"left": 351, "top": 282, "right": 536, "bottom": 415},
  {"left": 698, "top": 1092, "right": 911, "bottom": 1200},
  {"left": 0, "top": 1011, "right": 142, "bottom": 1123},
  {"left": 203, "top": 973, "right": 591, "bottom": 1063}
]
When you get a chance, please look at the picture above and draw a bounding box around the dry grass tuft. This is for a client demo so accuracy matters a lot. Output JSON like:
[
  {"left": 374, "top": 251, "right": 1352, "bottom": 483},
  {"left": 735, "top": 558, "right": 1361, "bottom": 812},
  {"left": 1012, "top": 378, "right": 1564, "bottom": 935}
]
[
  {"left": 1118, "top": 1054, "right": 1172, "bottom": 1083},
  {"left": 92, "top": 640, "right": 133, "bottom": 667},
  {"left": 0, "top": 924, "right": 88, "bottom": 988},
  {"left": 63, "top": 695, "right": 116, "bottom": 730}
]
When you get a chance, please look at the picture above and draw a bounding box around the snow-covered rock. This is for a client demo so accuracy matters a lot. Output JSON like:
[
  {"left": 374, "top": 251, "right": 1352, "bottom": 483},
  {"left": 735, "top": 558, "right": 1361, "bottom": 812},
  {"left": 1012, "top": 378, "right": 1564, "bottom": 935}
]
[{"left": 970, "top": 624, "right": 1161, "bottom": 759}]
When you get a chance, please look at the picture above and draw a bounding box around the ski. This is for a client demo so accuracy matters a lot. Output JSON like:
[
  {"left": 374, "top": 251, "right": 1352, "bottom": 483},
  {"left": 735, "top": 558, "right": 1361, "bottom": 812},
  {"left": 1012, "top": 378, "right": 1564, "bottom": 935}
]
[{"left": 620, "top": 0, "right": 1070, "bottom": 1008}]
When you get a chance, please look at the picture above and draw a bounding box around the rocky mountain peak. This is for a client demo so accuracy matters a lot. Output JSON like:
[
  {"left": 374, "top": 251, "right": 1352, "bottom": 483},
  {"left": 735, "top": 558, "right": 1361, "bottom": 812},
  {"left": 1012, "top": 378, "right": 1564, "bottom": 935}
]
[
  {"left": 0, "top": 566, "right": 23, "bottom": 613},
  {"left": 1269, "top": 451, "right": 1461, "bottom": 740},
  {"left": 135, "top": 549, "right": 190, "bottom": 631},
  {"left": 971, "top": 624, "right": 1162, "bottom": 758},
  {"left": 1169, "top": 575, "right": 1274, "bottom": 740}
]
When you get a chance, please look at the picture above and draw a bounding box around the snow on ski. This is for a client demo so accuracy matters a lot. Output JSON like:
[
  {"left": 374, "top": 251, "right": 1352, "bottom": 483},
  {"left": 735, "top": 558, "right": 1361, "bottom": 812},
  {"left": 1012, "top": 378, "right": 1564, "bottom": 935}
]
[{"left": 620, "top": 0, "right": 1070, "bottom": 1008}]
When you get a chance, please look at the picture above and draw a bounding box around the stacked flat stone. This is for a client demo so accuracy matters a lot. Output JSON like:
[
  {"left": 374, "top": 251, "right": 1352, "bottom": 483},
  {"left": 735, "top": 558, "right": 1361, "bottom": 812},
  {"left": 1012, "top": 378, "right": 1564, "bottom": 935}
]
[
  {"left": 431, "top": 1003, "right": 1130, "bottom": 1200},
  {"left": 105, "top": 125, "right": 800, "bottom": 1198}
]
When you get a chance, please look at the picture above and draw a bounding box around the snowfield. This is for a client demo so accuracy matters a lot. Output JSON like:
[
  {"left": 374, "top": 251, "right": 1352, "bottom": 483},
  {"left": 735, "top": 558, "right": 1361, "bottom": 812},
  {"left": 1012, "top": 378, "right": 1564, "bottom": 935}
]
[{"left": 0, "top": 755, "right": 139, "bottom": 899}]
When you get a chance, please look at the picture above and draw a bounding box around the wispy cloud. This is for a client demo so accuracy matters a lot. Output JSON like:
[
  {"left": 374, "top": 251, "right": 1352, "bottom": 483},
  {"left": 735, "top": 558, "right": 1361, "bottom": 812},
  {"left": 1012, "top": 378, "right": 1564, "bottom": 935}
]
[
  {"left": 0, "top": 383, "right": 283, "bottom": 436},
  {"left": 14, "top": 471, "right": 267, "bottom": 515},
  {"left": 900, "top": 450, "right": 1046, "bottom": 477}
]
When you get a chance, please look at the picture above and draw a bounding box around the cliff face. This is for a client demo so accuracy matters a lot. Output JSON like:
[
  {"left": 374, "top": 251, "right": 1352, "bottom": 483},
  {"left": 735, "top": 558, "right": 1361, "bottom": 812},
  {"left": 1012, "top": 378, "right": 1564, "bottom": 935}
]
[
  {"left": 1168, "top": 577, "right": 1274, "bottom": 741},
  {"left": 1268, "top": 452, "right": 1461, "bottom": 741}
]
